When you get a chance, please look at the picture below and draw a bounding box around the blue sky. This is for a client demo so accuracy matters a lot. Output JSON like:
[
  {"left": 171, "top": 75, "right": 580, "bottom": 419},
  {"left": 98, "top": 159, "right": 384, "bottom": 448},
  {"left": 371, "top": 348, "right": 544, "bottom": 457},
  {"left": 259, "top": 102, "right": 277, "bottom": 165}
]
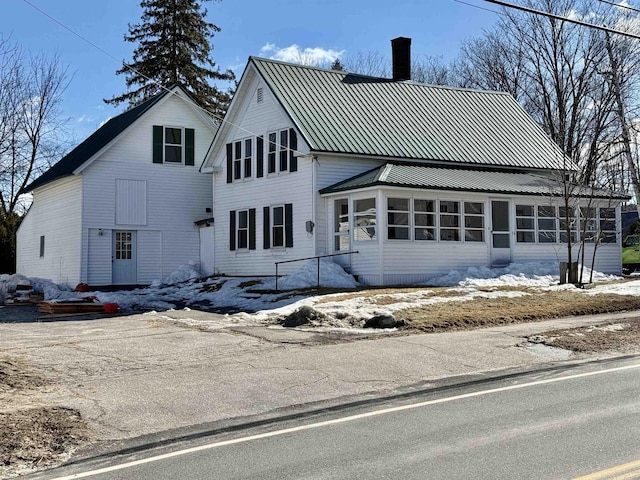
[{"left": 1, "top": 0, "right": 499, "bottom": 142}]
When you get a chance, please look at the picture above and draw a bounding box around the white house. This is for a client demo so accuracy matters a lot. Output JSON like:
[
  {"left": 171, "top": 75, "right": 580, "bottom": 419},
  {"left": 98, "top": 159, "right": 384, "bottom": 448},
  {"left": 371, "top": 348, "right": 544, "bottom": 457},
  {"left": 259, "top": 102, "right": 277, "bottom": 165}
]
[
  {"left": 17, "top": 85, "right": 216, "bottom": 286},
  {"left": 201, "top": 38, "right": 628, "bottom": 286}
]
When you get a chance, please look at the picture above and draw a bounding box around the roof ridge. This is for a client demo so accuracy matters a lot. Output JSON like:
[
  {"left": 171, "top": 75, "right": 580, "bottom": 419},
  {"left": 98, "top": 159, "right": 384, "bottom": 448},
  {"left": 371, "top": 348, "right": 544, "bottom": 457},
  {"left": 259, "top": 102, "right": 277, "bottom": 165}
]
[{"left": 249, "top": 55, "right": 511, "bottom": 96}]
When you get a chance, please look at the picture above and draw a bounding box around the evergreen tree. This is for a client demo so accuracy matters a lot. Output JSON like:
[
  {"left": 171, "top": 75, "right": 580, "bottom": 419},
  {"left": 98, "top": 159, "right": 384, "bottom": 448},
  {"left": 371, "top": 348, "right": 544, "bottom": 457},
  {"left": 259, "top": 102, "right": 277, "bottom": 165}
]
[
  {"left": 331, "top": 58, "right": 345, "bottom": 71},
  {"left": 105, "top": 0, "right": 234, "bottom": 117}
]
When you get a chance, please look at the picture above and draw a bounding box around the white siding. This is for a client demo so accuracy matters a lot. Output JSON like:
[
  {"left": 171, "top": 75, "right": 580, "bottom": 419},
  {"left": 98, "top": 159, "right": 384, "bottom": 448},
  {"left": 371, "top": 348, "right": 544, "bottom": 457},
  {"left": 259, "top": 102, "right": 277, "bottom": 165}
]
[
  {"left": 138, "top": 230, "right": 162, "bottom": 284},
  {"left": 87, "top": 228, "right": 112, "bottom": 285},
  {"left": 16, "top": 176, "right": 83, "bottom": 286},
  {"left": 81, "top": 93, "right": 214, "bottom": 284},
  {"left": 211, "top": 74, "right": 315, "bottom": 276}
]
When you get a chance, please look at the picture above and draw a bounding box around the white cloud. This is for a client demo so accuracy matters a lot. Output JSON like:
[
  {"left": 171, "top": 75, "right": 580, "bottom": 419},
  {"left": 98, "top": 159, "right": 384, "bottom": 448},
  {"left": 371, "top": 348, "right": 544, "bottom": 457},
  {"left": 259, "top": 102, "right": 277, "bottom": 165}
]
[{"left": 259, "top": 43, "right": 345, "bottom": 67}]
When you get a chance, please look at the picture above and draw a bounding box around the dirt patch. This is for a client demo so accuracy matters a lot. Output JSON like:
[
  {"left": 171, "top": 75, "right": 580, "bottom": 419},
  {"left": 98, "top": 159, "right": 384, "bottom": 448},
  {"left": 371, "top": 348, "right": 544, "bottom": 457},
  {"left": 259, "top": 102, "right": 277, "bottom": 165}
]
[
  {"left": 398, "top": 291, "right": 640, "bottom": 332},
  {"left": 0, "top": 356, "right": 48, "bottom": 392},
  {"left": 0, "top": 355, "right": 91, "bottom": 478},
  {"left": 529, "top": 320, "right": 640, "bottom": 353},
  {"left": 0, "top": 407, "right": 90, "bottom": 477}
]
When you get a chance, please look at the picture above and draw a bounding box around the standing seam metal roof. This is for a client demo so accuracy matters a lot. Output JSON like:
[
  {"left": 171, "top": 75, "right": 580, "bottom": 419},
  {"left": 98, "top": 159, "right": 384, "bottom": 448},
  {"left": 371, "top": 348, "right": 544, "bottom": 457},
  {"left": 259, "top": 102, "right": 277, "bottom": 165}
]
[
  {"left": 251, "top": 57, "right": 571, "bottom": 171},
  {"left": 319, "top": 163, "right": 629, "bottom": 199}
]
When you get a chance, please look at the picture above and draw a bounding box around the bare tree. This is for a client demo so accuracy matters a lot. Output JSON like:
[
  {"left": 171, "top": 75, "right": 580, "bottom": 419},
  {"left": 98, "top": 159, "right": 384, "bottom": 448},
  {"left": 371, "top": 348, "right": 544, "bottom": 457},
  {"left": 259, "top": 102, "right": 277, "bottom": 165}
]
[{"left": 0, "top": 38, "right": 70, "bottom": 273}]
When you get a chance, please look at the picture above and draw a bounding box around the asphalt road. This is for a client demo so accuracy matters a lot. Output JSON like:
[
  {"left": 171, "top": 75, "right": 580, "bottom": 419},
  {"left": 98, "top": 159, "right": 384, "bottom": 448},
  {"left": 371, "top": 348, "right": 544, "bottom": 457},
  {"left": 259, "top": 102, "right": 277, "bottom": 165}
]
[{"left": 44, "top": 357, "right": 640, "bottom": 480}]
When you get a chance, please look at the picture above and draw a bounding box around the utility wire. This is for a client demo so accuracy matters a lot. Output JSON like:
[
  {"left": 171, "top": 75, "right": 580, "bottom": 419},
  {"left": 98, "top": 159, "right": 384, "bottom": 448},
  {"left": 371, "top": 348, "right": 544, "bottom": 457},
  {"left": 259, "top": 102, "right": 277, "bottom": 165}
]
[
  {"left": 19, "top": 0, "right": 307, "bottom": 157},
  {"left": 597, "top": 0, "right": 640, "bottom": 14},
  {"left": 451, "top": 0, "right": 502, "bottom": 15},
  {"left": 484, "top": 0, "right": 640, "bottom": 40}
]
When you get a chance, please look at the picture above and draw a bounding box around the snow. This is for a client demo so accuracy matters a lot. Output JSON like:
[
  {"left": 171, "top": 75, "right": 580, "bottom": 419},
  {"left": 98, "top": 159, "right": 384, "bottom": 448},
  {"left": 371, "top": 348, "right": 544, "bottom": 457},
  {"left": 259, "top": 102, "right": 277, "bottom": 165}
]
[{"left": 1, "top": 260, "right": 635, "bottom": 332}]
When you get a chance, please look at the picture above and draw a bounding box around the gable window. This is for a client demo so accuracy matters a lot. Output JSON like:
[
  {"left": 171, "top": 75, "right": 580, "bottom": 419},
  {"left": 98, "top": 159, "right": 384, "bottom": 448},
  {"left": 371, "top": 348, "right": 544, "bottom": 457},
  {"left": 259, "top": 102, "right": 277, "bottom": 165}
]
[
  {"left": 39, "top": 236, "right": 45, "bottom": 258},
  {"left": 263, "top": 203, "right": 293, "bottom": 249},
  {"left": 266, "top": 128, "right": 298, "bottom": 174},
  {"left": 226, "top": 138, "right": 253, "bottom": 183},
  {"left": 229, "top": 209, "right": 256, "bottom": 251},
  {"left": 153, "top": 125, "right": 195, "bottom": 165}
]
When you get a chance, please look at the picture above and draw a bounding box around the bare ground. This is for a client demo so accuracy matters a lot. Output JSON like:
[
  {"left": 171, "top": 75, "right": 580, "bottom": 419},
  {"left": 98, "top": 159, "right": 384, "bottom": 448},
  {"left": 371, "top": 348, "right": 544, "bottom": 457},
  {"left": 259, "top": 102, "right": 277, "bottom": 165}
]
[
  {"left": 528, "top": 320, "right": 640, "bottom": 353},
  {"left": 0, "top": 356, "right": 90, "bottom": 479}
]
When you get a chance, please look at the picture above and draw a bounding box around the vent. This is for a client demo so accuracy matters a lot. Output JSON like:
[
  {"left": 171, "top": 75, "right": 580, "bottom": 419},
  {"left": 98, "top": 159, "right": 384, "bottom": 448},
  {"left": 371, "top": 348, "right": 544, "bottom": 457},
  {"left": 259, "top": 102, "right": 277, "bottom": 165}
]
[{"left": 257, "top": 87, "right": 264, "bottom": 103}]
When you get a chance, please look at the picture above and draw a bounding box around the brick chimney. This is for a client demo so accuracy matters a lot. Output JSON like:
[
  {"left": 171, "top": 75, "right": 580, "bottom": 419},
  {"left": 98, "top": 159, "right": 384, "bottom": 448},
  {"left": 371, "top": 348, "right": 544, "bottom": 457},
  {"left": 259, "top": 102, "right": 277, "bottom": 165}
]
[{"left": 391, "top": 37, "right": 411, "bottom": 81}]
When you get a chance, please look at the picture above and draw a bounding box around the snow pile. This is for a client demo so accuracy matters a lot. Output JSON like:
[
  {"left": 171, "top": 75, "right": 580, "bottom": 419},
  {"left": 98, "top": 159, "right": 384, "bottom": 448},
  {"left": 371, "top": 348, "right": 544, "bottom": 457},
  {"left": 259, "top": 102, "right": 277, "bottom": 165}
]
[
  {"left": 153, "top": 263, "right": 202, "bottom": 286},
  {"left": 0, "top": 273, "right": 75, "bottom": 303},
  {"left": 425, "top": 262, "right": 619, "bottom": 288},
  {"left": 261, "top": 258, "right": 359, "bottom": 290}
]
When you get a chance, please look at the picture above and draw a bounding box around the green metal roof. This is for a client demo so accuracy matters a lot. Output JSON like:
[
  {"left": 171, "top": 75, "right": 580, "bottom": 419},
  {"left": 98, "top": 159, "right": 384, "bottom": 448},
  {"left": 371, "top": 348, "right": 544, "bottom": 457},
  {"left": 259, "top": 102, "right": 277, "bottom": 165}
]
[
  {"left": 251, "top": 57, "right": 572, "bottom": 171},
  {"left": 320, "top": 163, "right": 629, "bottom": 199},
  {"left": 22, "top": 86, "right": 185, "bottom": 193}
]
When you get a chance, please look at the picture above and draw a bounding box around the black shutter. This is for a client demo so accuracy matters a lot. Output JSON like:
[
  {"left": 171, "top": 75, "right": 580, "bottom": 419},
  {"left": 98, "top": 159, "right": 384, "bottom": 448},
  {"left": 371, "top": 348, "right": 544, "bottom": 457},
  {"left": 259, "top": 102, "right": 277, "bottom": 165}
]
[
  {"left": 249, "top": 208, "right": 256, "bottom": 250},
  {"left": 185, "top": 128, "right": 195, "bottom": 165},
  {"left": 226, "top": 143, "right": 233, "bottom": 183},
  {"left": 256, "top": 136, "right": 264, "bottom": 178},
  {"left": 229, "top": 210, "right": 236, "bottom": 251},
  {"left": 289, "top": 128, "right": 298, "bottom": 172},
  {"left": 153, "top": 125, "right": 163, "bottom": 163},
  {"left": 263, "top": 206, "right": 270, "bottom": 249},
  {"left": 285, "top": 203, "right": 293, "bottom": 248}
]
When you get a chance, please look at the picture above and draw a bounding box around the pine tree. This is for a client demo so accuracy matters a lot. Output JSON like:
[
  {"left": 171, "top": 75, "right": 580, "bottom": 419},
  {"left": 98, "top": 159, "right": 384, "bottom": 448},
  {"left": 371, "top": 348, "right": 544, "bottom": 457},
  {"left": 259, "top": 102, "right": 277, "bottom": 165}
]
[
  {"left": 331, "top": 58, "right": 345, "bottom": 71},
  {"left": 105, "top": 0, "right": 234, "bottom": 117}
]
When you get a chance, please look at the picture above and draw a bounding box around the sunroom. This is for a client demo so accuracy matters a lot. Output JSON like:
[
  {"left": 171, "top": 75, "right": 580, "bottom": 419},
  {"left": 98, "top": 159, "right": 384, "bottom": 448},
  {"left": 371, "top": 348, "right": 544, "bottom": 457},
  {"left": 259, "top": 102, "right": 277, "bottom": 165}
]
[{"left": 320, "top": 164, "right": 628, "bottom": 286}]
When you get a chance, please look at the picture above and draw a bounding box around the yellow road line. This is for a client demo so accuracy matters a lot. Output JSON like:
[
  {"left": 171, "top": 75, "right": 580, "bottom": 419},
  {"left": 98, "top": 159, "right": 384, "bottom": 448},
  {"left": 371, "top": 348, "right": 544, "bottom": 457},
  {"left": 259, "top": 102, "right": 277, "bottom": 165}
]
[{"left": 573, "top": 460, "right": 640, "bottom": 480}]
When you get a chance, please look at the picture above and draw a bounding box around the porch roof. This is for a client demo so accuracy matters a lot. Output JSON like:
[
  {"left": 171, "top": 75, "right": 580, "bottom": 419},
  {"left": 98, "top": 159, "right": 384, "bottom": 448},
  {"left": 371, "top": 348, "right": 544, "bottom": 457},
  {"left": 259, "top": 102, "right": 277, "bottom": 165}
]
[{"left": 319, "top": 163, "right": 630, "bottom": 200}]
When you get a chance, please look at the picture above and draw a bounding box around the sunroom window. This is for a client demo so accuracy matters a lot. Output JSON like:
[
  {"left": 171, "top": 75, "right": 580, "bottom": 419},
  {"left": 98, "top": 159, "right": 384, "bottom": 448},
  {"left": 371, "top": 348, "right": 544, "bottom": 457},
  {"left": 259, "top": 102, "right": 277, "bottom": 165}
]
[
  {"left": 354, "top": 198, "right": 376, "bottom": 241},
  {"left": 387, "top": 198, "right": 410, "bottom": 240}
]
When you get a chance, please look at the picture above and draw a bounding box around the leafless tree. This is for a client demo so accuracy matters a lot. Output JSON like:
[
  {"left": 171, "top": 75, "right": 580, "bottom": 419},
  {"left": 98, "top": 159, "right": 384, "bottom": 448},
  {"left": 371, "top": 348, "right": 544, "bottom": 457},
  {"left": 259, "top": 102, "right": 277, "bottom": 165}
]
[{"left": 0, "top": 37, "right": 70, "bottom": 272}]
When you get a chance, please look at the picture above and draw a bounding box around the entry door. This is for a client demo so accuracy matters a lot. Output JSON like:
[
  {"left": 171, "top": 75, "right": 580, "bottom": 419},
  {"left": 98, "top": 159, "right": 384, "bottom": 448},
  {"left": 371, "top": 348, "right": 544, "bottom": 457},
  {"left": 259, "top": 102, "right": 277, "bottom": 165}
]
[
  {"left": 333, "top": 198, "right": 351, "bottom": 268},
  {"left": 112, "top": 231, "right": 137, "bottom": 284},
  {"left": 490, "top": 200, "right": 511, "bottom": 266}
]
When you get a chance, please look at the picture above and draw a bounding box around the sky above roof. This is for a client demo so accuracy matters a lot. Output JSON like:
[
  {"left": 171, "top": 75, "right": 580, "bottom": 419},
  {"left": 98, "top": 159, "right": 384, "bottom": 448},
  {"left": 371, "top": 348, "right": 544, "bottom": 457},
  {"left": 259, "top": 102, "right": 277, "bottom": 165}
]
[{"left": 2, "top": 0, "right": 499, "bottom": 142}]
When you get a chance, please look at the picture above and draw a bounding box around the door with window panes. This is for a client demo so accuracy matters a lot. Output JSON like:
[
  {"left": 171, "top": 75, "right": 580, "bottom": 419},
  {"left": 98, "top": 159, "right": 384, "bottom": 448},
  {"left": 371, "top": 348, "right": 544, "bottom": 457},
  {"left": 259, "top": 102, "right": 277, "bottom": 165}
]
[
  {"left": 112, "top": 231, "right": 137, "bottom": 284},
  {"left": 490, "top": 200, "right": 511, "bottom": 266}
]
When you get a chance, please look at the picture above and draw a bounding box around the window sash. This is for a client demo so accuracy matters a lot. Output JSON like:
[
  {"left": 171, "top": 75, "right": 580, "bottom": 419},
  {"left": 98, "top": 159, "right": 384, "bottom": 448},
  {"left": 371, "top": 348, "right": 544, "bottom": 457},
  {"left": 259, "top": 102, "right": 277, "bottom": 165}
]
[
  {"left": 164, "top": 127, "right": 183, "bottom": 163},
  {"left": 272, "top": 206, "right": 285, "bottom": 247}
]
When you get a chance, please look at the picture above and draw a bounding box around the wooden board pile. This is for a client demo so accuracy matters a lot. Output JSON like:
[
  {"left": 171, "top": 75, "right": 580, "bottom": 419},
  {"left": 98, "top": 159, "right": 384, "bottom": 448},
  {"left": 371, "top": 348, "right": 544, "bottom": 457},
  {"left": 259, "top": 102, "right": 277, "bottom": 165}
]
[
  {"left": 38, "top": 299, "right": 105, "bottom": 314},
  {"left": 4, "top": 284, "right": 44, "bottom": 305}
]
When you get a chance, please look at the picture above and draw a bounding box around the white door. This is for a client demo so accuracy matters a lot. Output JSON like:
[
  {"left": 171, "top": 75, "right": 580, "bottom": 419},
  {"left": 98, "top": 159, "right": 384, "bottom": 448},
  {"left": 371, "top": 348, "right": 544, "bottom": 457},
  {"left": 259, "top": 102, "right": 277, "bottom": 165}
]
[
  {"left": 332, "top": 198, "right": 351, "bottom": 268},
  {"left": 112, "top": 231, "right": 137, "bottom": 284},
  {"left": 199, "top": 225, "right": 215, "bottom": 275},
  {"left": 490, "top": 200, "right": 511, "bottom": 266}
]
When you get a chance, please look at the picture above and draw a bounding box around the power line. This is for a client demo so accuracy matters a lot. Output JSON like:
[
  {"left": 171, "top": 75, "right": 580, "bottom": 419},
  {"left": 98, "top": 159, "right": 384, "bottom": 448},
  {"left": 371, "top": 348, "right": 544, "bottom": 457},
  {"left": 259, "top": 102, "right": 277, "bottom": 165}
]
[
  {"left": 451, "top": 0, "right": 502, "bottom": 15},
  {"left": 484, "top": 0, "right": 640, "bottom": 41},
  {"left": 597, "top": 0, "right": 640, "bottom": 14},
  {"left": 19, "top": 0, "right": 307, "bottom": 157}
]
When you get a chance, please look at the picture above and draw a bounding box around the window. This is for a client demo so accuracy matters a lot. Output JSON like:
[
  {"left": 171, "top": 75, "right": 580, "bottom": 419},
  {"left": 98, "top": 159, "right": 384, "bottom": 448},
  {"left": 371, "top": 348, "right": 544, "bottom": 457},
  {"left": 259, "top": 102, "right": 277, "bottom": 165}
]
[
  {"left": 387, "top": 198, "right": 410, "bottom": 240},
  {"left": 272, "top": 206, "right": 285, "bottom": 247},
  {"left": 267, "top": 132, "right": 277, "bottom": 174},
  {"left": 538, "top": 205, "right": 557, "bottom": 243},
  {"left": 354, "top": 198, "right": 376, "bottom": 241},
  {"left": 39, "top": 236, "right": 45, "bottom": 258},
  {"left": 516, "top": 205, "right": 535, "bottom": 243},
  {"left": 227, "top": 138, "right": 253, "bottom": 182},
  {"left": 153, "top": 125, "right": 194, "bottom": 165},
  {"left": 229, "top": 209, "right": 256, "bottom": 251},
  {"left": 580, "top": 207, "right": 597, "bottom": 243},
  {"left": 237, "top": 210, "right": 249, "bottom": 249},
  {"left": 279, "top": 130, "right": 288, "bottom": 172},
  {"left": 600, "top": 207, "right": 616, "bottom": 243},
  {"left": 115, "top": 232, "right": 133, "bottom": 260},
  {"left": 464, "top": 202, "right": 484, "bottom": 242},
  {"left": 440, "top": 201, "right": 460, "bottom": 241},
  {"left": 244, "top": 139, "right": 252, "bottom": 178},
  {"left": 414, "top": 199, "right": 436, "bottom": 241},
  {"left": 559, "top": 206, "right": 577, "bottom": 243},
  {"left": 266, "top": 129, "right": 298, "bottom": 174},
  {"left": 263, "top": 203, "right": 293, "bottom": 249}
]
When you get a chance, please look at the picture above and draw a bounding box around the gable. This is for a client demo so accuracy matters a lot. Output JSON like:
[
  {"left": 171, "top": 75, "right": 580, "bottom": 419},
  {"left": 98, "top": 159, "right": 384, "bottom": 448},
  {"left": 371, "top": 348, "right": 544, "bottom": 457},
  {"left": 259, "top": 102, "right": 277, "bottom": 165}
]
[{"left": 23, "top": 85, "right": 216, "bottom": 193}]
